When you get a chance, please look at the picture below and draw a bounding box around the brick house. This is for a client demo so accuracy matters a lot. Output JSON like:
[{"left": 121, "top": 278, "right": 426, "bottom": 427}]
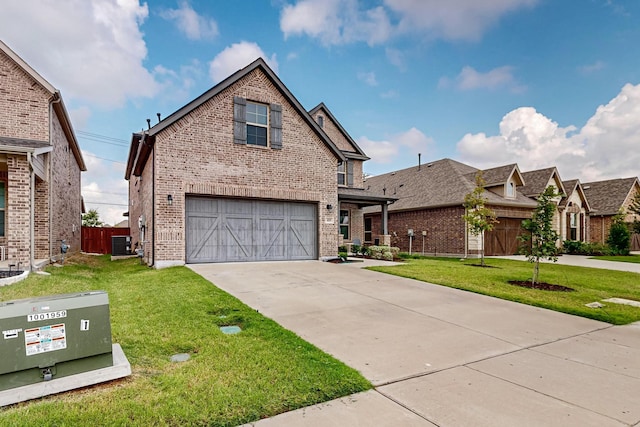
[
  {"left": 363, "top": 158, "right": 537, "bottom": 257},
  {"left": 583, "top": 177, "right": 640, "bottom": 248},
  {"left": 125, "top": 58, "right": 391, "bottom": 267},
  {"left": 520, "top": 167, "right": 591, "bottom": 244},
  {"left": 0, "top": 40, "right": 85, "bottom": 269}
]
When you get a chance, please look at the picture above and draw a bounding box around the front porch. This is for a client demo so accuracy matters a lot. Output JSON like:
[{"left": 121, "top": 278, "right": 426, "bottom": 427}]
[{"left": 337, "top": 187, "right": 396, "bottom": 248}]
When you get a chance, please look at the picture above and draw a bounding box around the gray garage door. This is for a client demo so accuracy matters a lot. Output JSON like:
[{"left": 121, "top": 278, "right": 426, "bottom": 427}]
[{"left": 186, "top": 197, "right": 318, "bottom": 263}]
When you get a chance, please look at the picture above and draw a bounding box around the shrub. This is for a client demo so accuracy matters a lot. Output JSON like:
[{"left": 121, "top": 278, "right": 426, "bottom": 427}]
[
  {"left": 359, "top": 246, "right": 370, "bottom": 257},
  {"left": 368, "top": 245, "right": 400, "bottom": 260},
  {"left": 338, "top": 245, "right": 348, "bottom": 253},
  {"left": 351, "top": 244, "right": 361, "bottom": 256},
  {"left": 607, "top": 221, "right": 631, "bottom": 255},
  {"left": 338, "top": 251, "right": 348, "bottom": 260},
  {"left": 563, "top": 240, "right": 586, "bottom": 254}
]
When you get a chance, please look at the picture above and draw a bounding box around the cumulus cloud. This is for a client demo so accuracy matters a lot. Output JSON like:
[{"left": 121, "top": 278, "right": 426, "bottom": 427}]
[
  {"left": 160, "top": 1, "right": 219, "bottom": 40},
  {"left": 357, "top": 127, "right": 434, "bottom": 164},
  {"left": 280, "top": 0, "right": 537, "bottom": 45},
  {"left": 439, "top": 66, "right": 525, "bottom": 93},
  {"left": 384, "top": 0, "right": 538, "bottom": 41},
  {"left": 385, "top": 47, "right": 406, "bottom": 71},
  {"left": 456, "top": 83, "right": 640, "bottom": 181},
  {"left": 0, "top": 0, "right": 159, "bottom": 108},
  {"left": 81, "top": 151, "right": 129, "bottom": 226},
  {"left": 280, "top": 0, "right": 392, "bottom": 46},
  {"left": 358, "top": 71, "right": 378, "bottom": 86},
  {"left": 209, "top": 42, "right": 279, "bottom": 83}
]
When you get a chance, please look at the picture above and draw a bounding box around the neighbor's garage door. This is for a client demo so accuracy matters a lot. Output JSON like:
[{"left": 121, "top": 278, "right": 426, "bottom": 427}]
[
  {"left": 485, "top": 218, "right": 526, "bottom": 256},
  {"left": 186, "top": 197, "right": 317, "bottom": 263}
]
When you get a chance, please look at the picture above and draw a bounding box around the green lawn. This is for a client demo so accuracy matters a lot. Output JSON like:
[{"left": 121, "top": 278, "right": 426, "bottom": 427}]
[
  {"left": 0, "top": 255, "right": 370, "bottom": 426},
  {"left": 591, "top": 255, "right": 640, "bottom": 264},
  {"left": 367, "top": 257, "right": 640, "bottom": 325}
]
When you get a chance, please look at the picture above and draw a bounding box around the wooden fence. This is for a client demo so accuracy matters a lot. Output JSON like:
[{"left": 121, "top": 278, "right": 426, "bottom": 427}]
[{"left": 82, "top": 227, "right": 131, "bottom": 254}]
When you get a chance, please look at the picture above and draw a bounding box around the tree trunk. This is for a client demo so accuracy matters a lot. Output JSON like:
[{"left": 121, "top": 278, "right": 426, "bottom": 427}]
[
  {"left": 480, "top": 230, "right": 485, "bottom": 267},
  {"left": 532, "top": 258, "right": 540, "bottom": 285}
]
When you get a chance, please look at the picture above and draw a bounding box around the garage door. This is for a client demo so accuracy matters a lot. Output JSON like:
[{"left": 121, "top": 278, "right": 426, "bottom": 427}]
[
  {"left": 186, "top": 197, "right": 317, "bottom": 263},
  {"left": 485, "top": 218, "right": 526, "bottom": 256}
]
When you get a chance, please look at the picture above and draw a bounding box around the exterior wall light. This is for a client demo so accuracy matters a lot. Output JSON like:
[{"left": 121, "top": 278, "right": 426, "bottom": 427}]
[
  {"left": 326, "top": 204, "right": 333, "bottom": 210},
  {"left": 167, "top": 194, "right": 173, "bottom": 206}
]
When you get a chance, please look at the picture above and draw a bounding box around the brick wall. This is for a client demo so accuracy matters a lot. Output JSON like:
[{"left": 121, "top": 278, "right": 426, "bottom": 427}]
[
  {"left": 141, "top": 68, "right": 338, "bottom": 265},
  {"left": 7, "top": 155, "right": 30, "bottom": 264},
  {"left": 367, "top": 206, "right": 467, "bottom": 255},
  {"left": 0, "top": 49, "right": 50, "bottom": 141},
  {"left": 34, "top": 177, "right": 49, "bottom": 259},
  {"left": 49, "top": 110, "right": 82, "bottom": 260},
  {"left": 339, "top": 202, "right": 364, "bottom": 244},
  {"left": 128, "top": 151, "right": 154, "bottom": 266}
]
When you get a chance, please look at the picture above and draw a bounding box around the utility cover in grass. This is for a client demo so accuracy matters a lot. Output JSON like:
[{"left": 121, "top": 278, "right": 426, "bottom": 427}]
[
  {"left": 220, "top": 325, "right": 242, "bottom": 334},
  {"left": 170, "top": 353, "right": 191, "bottom": 363}
]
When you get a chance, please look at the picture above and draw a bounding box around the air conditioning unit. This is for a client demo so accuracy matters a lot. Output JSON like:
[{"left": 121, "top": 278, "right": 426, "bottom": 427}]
[{"left": 111, "top": 235, "right": 132, "bottom": 256}]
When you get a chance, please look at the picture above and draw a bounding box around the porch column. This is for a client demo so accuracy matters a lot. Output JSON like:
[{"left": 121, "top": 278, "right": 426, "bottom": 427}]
[{"left": 381, "top": 202, "right": 389, "bottom": 235}]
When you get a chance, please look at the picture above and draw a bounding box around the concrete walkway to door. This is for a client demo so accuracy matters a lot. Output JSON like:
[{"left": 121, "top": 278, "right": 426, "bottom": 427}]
[{"left": 189, "top": 260, "right": 640, "bottom": 426}]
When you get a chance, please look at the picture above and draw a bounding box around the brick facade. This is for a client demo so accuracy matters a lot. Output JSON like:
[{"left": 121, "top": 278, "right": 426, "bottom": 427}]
[
  {"left": 129, "top": 66, "right": 340, "bottom": 266},
  {"left": 0, "top": 42, "right": 84, "bottom": 267}
]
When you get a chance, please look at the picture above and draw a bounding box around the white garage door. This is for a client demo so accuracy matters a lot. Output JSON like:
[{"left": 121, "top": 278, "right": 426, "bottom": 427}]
[{"left": 186, "top": 197, "right": 318, "bottom": 263}]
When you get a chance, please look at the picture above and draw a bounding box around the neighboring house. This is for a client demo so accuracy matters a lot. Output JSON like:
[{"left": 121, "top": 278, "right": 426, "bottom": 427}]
[
  {"left": 363, "top": 158, "right": 537, "bottom": 257},
  {"left": 558, "top": 179, "right": 591, "bottom": 242},
  {"left": 125, "top": 58, "right": 391, "bottom": 267},
  {"left": 583, "top": 177, "right": 640, "bottom": 246},
  {"left": 0, "top": 40, "right": 86, "bottom": 269}
]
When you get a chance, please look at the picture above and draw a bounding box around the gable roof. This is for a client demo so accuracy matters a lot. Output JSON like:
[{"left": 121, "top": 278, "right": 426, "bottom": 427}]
[
  {"left": 559, "top": 179, "right": 591, "bottom": 212},
  {"left": 0, "top": 40, "right": 86, "bottom": 171},
  {"left": 126, "top": 58, "right": 344, "bottom": 179},
  {"left": 582, "top": 177, "right": 640, "bottom": 216},
  {"left": 308, "top": 103, "right": 369, "bottom": 160},
  {"left": 363, "top": 158, "right": 536, "bottom": 213},
  {"left": 520, "top": 167, "right": 565, "bottom": 197},
  {"left": 480, "top": 163, "right": 524, "bottom": 187}
]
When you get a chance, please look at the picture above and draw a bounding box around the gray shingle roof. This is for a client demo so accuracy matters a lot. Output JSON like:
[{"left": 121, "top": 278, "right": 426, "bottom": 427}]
[
  {"left": 363, "top": 158, "right": 536, "bottom": 213},
  {"left": 582, "top": 177, "right": 640, "bottom": 216},
  {"left": 520, "top": 167, "right": 564, "bottom": 197},
  {"left": 479, "top": 163, "right": 519, "bottom": 187},
  {"left": 0, "top": 136, "right": 49, "bottom": 150}
]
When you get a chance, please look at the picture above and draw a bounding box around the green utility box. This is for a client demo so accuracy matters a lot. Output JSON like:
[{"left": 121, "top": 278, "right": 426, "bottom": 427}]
[{"left": 0, "top": 291, "right": 114, "bottom": 391}]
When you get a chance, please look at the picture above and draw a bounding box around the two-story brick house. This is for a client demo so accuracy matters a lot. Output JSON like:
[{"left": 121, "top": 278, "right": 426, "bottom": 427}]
[
  {"left": 125, "top": 58, "right": 392, "bottom": 267},
  {"left": 0, "top": 40, "right": 85, "bottom": 270}
]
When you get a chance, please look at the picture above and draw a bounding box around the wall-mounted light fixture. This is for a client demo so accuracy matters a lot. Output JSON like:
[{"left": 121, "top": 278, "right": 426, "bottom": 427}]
[
  {"left": 326, "top": 204, "right": 333, "bottom": 210},
  {"left": 167, "top": 194, "right": 173, "bottom": 206}
]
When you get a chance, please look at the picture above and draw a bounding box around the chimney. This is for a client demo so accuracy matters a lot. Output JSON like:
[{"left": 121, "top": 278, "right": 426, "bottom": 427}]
[
  {"left": 146, "top": 118, "right": 151, "bottom": 130},
  {"left": 157, "top": 113, "right": 162, "bottom": 123}
]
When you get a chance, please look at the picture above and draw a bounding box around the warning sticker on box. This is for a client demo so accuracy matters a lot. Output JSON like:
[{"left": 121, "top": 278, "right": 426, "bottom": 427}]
[{"left": 25, "top": 323, "right": 67, "bottom": 356}]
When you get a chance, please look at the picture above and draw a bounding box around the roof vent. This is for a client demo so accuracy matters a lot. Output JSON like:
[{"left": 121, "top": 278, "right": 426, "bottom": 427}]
[
  {"left": 427, "top": 163, "right": 433, "bottom": 167},
  {"left": 391, "top": 172, "right": 396, "bottom": 176},
  {"left": 583, "top": 185, "right": 590, "bottom": 190}
]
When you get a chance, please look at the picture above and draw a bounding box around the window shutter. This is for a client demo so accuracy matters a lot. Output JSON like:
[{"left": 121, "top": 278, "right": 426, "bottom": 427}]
[
  {"left": 579, "top": 213, "right": 584, "bottom": 241},
  {"left": 347, "top": 161, "right": 354, "bottom": 187},
  {"left": 233, "top": 96, "right": 247, "bottom": 144},
  {"left": 270, "top": 103, "right": 282, "bottom": 150}
]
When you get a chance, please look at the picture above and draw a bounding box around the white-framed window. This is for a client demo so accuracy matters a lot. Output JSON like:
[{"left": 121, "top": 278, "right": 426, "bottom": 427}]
[
  {"left": 337, "top": 162, "right": 346, "bottom": 186},
  {"left": 339, "top": 209, "right": 349, "bottom": 240},
  {"left": 246, "top": 102, "right": 268, "bottom": 147},
  {"left": 506, "top": 181, "right": 515, "bottom": 198},
  {"left": 364, "top": 217, "right": 372, "bottom": 242}
]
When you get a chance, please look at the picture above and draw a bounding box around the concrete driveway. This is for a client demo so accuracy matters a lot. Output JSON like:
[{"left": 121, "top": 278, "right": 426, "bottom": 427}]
[{"left": 189, "top": 260, "right": 640, "bottom": 426}]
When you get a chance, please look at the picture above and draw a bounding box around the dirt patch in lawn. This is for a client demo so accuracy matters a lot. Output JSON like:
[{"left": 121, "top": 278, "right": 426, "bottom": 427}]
[{"left": 508, "top": 280, "right": 575, "bottom": 292}]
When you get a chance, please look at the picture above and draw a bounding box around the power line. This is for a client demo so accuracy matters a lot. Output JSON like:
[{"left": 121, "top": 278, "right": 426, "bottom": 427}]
[
  {"left": 83, "top": 153, "right": 126, "bottom": 164},
  {"left": 77, "top": 130, "right": 128, "bottom": 144},
  {"left": 76, "top": 130, "right": 129, "bottom": 148}
]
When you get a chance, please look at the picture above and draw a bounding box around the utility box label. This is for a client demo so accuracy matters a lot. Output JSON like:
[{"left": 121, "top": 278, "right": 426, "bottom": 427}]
[{"left": 25, "top": 324, "right": 67, "bottom": 356}]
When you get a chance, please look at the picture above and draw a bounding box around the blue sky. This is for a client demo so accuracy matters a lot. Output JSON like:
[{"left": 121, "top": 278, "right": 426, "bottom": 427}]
[{"left": 1, "top": 0, "right": 639, "bottom": 225}]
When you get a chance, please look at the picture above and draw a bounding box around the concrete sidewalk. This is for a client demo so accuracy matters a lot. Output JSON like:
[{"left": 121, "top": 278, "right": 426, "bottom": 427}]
[
  {"left": 190, "top": 260, "right": 640, "bottom": 426},
  {"left": 492, "top": 254, "right": 640, "bottom": 273}
]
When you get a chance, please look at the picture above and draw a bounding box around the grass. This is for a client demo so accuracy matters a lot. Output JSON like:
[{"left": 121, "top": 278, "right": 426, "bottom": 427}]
[
  {"left": 367, "top": 257, "right": 640, "bottom": 325},
  {"left": 0, "top": 255, "right": 370, "bottom": 426},
  {"left": 591, "top": 254, "right": 640, "bottom": 264}
]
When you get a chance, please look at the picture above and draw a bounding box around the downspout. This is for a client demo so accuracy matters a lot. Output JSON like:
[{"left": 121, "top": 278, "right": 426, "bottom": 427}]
[
  {"left": 464, "top": 207, "right": 468, "bottom": 259},
  {"left": 27, "top": 152, "right": 35, "bottom": 271},
  {"left": 152, "top": 139, "right": 155, "bottom": 267},
  {"left": 49, "top": 93, "right": 62, "bottom": 263}
]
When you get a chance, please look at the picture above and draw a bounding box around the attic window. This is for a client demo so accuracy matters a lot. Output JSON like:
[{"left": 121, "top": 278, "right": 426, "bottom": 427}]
[
  {"left": 317, "top": 115, "right": 324, "bottom": 128},
  {"left": 507, "top": 181, "right": 515, "bottom": 198}
]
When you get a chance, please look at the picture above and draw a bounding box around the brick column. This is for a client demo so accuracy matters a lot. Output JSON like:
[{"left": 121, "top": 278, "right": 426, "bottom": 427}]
[{"left": 7, "top": 155, "right": 30, "bottom": 265}]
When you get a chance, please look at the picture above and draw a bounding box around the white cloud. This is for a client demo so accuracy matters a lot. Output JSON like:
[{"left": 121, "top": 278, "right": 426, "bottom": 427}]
[
  {"left": 160, "top": 1, "right": 219, "bottom": 40},
  {"left": 358, "top": 71, "right": 378, "bottom": 86},
  {"left": 357, "top": 127, "right": 434, "bottom": 164},
  {"left": 456, "top": 83, "right": 640, "bottom": 181},
  {"left": 578, "top": 60, "right": 605, "bottom": 74},
  {"left": 385, "top": 47, "right": 406, "bottom": 71},
  {"left": 439, "top": 66, "right": 525, "bottom": 93},
  {"left": 154, "top": 59, "right": 203, "bottom": 102},
  {"left": 0, "top": 0, "right": 159, "bottom": 108},
  {"left": 81, "top": 151, "right": 129, "bottom": 226},
  {"left": 280, "top": 0, "right": 392, "bottom": 46},
  {"left": 384, "top": 0, "right": 538, "bottom": 41},
  {"left": 209, "top": 42, "right": 279, "bottom": 83}
]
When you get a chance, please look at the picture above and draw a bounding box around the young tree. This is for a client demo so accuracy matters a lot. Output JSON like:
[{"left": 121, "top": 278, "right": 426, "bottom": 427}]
[
  {"left": 518, "top": 186, "right": 560, "bottom": 285},
  {"left": 629, "top": 191, "right": 640, "bottom": 234},
  {"left": 607, "top": 209, "right": 631, "bottom": 255},
  {"left": 462, "top": 171, "right": 498, "bottom": 266},
  {"left": 82, "top": 209, "right": 103, "bottom": 227}
]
